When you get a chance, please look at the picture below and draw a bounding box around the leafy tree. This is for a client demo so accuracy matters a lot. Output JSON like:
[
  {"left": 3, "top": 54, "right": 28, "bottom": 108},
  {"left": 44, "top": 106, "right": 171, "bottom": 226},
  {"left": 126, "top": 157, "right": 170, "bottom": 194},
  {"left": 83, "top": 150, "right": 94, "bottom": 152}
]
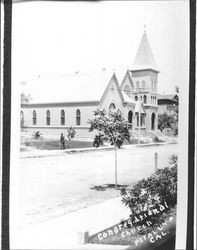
[
  {"left": 67, "top": 126, "right": 76, "bottom": 147},
  {"left": 33, "top": 131, "right": 41, "bottom": 139},
  {"left": 21, "top": 92, "right": 32, "bottom": 104},
  {"left": 159, "top": 86, "right": 179, "bottom": 135},
  {"left": 89, "top": 109, "right": 132, "bottom": 188},
  {"left": 158, "top": 112, "right": 178, "bottom": 135}
]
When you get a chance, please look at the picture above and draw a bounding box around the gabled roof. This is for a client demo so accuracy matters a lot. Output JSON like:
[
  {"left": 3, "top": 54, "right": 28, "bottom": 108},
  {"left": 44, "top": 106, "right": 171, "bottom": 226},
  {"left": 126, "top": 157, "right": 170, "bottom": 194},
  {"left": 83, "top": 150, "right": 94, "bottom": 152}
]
[
  {"left": 132, "top": 32, "right": 159, "bottom": 72},
  {"left": 121, "top": 91, "right": 135, "bottom": 104},
  {"left": 120, "top": 70, "right": 134, "bottom": 89},
  {"left": 99, "top": 73, "right": 125, "bottom": 106},
  {"left": 157, "top": 94, "right": 178, "bottom": 101},
  {"left": 134, "top": 101, "right": 146, "bottom": 113},
  {"left": 21, "top": 70, "right": 116, "bottom": 103}
]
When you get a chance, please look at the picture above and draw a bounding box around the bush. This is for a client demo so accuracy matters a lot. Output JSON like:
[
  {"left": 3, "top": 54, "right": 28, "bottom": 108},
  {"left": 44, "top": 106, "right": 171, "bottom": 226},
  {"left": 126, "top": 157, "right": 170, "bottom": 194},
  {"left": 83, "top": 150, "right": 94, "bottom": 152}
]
[
  {"left": 93, "top": 134, "right": 105, "bottom": 148},
  {"left": 120, "top": 155, "right": 177, "bottom": 232},
  {"left": 33, "top": 131, "right": 41, "bottom": 139},
  {"left": 153, "top": 135, "right": 160, "bottom": 142}
]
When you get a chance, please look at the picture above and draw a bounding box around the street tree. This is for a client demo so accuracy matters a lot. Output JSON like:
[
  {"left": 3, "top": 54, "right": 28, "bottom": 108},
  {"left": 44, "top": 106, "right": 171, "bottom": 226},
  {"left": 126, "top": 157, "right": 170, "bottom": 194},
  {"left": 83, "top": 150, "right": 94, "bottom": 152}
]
[
  {"left": 21, "top": 92, "right": 32, "bottom": 104},
  {"left": 67, "top": 126, "right": 76, "bottom": 147},
  {"left": 158, "top": 87, "right": 179, "bottom": 135},
  {"left": 88, "top": 109, "right": 132, "bottom": 188},
  {"left": 158, "top": 112, "right": 178, "bottom": 135}
]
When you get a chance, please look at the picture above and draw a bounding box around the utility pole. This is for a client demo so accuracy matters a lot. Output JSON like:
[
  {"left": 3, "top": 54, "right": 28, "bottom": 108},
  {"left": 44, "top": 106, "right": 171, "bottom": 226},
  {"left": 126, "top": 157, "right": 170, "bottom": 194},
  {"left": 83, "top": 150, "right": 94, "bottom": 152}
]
[{"left": 155, "top": 152, "right": 158, "bottom": 173}]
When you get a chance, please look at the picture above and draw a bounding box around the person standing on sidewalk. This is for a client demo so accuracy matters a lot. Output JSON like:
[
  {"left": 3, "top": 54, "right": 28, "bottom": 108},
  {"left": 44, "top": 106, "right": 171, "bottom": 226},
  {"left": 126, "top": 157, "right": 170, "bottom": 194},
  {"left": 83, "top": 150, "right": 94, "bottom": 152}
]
[{"left": 60, "top": 133, "right": 65, "bottom": 149}]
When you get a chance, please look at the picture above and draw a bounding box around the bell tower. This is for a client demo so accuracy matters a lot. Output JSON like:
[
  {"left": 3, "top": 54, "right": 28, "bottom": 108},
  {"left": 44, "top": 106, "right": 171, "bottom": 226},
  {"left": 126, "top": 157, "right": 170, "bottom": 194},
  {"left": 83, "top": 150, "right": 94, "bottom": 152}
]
[{"left": 131, "top": 29, "right": 159, "bottom": 130}]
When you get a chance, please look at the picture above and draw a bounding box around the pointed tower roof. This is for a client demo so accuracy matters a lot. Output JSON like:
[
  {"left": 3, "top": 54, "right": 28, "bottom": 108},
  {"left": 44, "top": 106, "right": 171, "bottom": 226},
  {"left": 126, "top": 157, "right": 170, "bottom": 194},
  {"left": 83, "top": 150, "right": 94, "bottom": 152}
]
[{"left": 132, "top": 31, "right": 159, "bottom": 72}]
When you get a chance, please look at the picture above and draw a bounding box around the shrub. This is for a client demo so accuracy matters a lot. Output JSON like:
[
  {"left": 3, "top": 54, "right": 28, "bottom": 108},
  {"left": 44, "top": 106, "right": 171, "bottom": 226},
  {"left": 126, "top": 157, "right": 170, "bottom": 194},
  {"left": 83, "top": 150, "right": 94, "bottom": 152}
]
[
  {"left": 153, "top": 135, "right": 160, "bottom": 142},
  {"left": 120, "top": 155, "right": 177, "bottom": 232},
  {"left": 93, "top": 134, "right": 105, "bottom": 148},
  {"left": 33, "top": 131, "right": 41, "bottom": 139},
  {"left": 67, "top": 126, "right": 76, "bottom": 141}
]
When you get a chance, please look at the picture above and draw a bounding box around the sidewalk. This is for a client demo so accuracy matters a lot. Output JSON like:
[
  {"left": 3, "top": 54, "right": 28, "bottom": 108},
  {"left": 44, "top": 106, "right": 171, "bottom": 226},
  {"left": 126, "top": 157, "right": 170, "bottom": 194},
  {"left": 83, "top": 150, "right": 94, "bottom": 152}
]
[
  {"left": 11, "top": 197, "right": 131, "bottom": 249},
  {"left": 20, "top": 140, "right": 177, "bottom": 159}
]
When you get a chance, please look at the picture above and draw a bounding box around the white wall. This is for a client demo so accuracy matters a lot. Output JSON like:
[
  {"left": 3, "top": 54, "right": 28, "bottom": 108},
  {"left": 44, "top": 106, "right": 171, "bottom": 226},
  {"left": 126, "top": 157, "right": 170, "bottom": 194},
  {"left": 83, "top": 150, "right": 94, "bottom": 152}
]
[{"left": 22, "top": 105, "right": 98, "bottom": 128}]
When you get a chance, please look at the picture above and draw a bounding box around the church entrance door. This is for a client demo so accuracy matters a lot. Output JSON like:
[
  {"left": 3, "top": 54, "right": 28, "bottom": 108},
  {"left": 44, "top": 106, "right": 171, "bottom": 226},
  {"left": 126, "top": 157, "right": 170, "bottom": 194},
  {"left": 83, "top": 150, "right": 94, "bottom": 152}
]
[
  {"left": 128, "top": 111, "right": 133, "bottom": 124},
  {"left": 151, "top": 113, "right": 155, "bottom": 130}
]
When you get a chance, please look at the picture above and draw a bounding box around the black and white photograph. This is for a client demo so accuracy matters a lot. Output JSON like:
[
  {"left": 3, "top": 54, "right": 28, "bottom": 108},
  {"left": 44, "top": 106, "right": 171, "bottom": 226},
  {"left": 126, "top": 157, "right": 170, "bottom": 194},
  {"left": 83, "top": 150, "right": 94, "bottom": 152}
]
[{"left": 1, "top": 0, "right": 195, "bottom": 249}]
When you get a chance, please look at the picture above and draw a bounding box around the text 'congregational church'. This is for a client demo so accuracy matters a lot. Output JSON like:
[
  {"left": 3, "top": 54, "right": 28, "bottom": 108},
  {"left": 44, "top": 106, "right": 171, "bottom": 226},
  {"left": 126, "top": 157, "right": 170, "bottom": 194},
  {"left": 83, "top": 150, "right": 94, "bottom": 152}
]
[{"left": 21, "top": 31, "right": 160, "bottom": 139}]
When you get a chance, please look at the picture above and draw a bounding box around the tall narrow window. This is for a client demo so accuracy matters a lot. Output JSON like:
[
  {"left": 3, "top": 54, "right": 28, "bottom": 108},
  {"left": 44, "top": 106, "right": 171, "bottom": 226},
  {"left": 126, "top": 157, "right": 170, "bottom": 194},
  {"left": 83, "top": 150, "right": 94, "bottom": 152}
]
[
  {"left": 137, "top": 114, "right": 139, "bottom": 126},
  {"left": 135, "top": 96, "right": 138, "bottom": 101},
  {"left": 33, "top": 110, "right": 37, "bottom": 125},
  {"left": 61, "top": 110, "right": 65, "bottom": 125},
  {"left": 143, "top": 95, "right": 147, "bottom": 104},
  {"left": 76, "top": 109, "right": 81, "bottom": 125},
  {"left": 140, "top": 114, "right": 145, "bottom": 126},
  {"left": 46, "top": 110, "right": 50, "bottom": 125},
  {"left": 20, "top": 111, "right": 24, "bottom": 127},
  {"left": 140, "top": 115, "right": 143, "bottom": 126}
]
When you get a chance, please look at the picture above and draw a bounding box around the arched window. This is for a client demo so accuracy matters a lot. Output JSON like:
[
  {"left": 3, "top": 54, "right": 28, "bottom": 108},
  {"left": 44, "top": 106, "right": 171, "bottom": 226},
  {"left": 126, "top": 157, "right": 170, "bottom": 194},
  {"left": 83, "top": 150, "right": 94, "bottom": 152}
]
[
  {"left": 136, "top": 81, "right": 139, "bottom": 91},
  {"left": 143, "top": 95, "right": 147, "bottom": 104},
  {"left": 140, "top": 115, "right": 143, "bottom": 126},
  {"left": 46, "top": 110, "right": 50, "bottom": 125},
  {"left": 140, "top": 114, "right": 145, "bottom": 126},
  {"left": 128, "top": 111, "right": 133, "bottom": 124},
  {"left": 142, "top": 81, "right": 145, "bottom": 91},
  {"left": 123, "top": 85, "right": 130, "bottom": 95},
  {"left": 137, "top": 114, "right": 139, "bottom": 126},
  {"left": 61, "top": 110, "right": 65, "bottom": 125},
  {"left": 20, "top": 111, "right": 24, "bottom": 127},
  {"left": 109, "top": 103, "right": 116, "bottom": 111},
  {"left": 33, "top": 110, "right": 37, "bottom": 125},
  {"left": 135, "top": 96, "right": 138, "bottom": 101},
  {"left": 76, "top": 109, "right": 81, "bottom": 125}
]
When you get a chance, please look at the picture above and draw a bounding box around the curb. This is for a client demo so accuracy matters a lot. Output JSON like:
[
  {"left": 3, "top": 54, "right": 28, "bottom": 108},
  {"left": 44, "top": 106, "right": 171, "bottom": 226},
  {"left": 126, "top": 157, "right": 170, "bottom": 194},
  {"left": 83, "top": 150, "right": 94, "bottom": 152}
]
[
  {"left": 20, "top": 141, "right": 177, "bottom": 159},
  {"left": 20, "top": 146, "right": 114, "bottom": 159}
]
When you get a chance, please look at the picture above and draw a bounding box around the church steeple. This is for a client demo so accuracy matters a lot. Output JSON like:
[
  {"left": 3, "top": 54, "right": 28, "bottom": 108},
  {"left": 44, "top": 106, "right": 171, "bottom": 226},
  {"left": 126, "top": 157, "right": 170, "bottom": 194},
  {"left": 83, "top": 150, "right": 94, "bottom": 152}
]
[{"left": 132, "top": 31, "right": 159, "bottom": 73}]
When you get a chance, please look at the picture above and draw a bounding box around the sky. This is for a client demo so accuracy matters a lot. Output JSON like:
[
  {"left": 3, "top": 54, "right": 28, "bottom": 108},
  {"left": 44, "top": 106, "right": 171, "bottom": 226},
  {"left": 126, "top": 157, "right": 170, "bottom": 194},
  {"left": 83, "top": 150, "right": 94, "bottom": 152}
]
[{"left": 12, "top": 0, "right": 189, "bottom": 95}]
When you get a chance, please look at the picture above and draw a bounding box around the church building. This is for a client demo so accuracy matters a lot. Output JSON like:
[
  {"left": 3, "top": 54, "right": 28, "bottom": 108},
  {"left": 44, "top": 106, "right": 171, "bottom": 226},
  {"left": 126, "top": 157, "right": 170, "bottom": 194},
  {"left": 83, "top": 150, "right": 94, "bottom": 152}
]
[{"left": 21, "top": 31, "right": 159, "bottom": 139}]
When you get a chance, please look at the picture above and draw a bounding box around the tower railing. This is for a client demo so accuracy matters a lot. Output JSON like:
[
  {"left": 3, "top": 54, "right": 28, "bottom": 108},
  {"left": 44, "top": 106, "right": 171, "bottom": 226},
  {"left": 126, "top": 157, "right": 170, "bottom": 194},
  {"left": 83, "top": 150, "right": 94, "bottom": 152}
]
[{"left": 133, "top": 88, "right": 150, "bottom": 93}]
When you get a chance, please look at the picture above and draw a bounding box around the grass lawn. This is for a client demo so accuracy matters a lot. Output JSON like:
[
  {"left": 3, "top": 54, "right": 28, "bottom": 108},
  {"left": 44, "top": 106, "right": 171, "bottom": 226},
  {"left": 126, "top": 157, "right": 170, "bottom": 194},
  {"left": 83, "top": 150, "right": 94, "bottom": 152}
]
[
  {"left": 21, "top": 137, "right": 147, "bottom": 151},
  {"left": 88, "top": 207, "right": 176, "bottom": 248},
  {"left": 23, "top": 139, "right": 94, "bottom": 150}
]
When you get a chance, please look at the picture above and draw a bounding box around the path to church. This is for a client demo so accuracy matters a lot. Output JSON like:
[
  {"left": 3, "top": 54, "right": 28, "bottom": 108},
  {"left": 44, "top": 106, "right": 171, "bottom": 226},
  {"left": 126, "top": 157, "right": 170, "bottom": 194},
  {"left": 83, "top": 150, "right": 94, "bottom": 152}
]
[{"left": 16, "top": 143, "right": 177, "bottom": 229}]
